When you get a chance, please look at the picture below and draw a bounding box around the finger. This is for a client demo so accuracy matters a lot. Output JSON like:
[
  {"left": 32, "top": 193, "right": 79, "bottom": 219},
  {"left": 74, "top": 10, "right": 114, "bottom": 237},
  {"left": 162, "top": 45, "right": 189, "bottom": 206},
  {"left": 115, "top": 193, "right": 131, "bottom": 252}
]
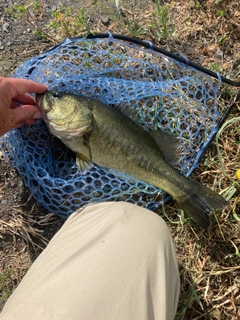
[
  {"left": 11, "top": 94, "right": 38, "bottom": 109},
  {"left": 10, "top": 101, "right": 20, "bottom": 109},
  {"left": 24, "top": 119, "right": 36, "bottom": 125},
  {"left": 15, "top": 118, "right": 36, "bottom": 128},
  {"left": 0, "top": 121, "right": 16, "bottom": 136},
  {"left": 9, "top": 104, "right": 41, "bottom": 125},
  {"left": 15, "top": 122, "right": 24, "bottom": 128},
  {"left": 3, "top": 106, "right": 41, "bottom": 135},
  {"left": 10, "top": 99, "right": 35, "bottom": 109},
  {"left": 12, "top": 78, "right": 48, "bottom": 95},
  {"left": 13, "top": 94, "right": 36, "bottom": 106},
  {"left": 2, "top": 77, "right": 48, "bottom": 98}
]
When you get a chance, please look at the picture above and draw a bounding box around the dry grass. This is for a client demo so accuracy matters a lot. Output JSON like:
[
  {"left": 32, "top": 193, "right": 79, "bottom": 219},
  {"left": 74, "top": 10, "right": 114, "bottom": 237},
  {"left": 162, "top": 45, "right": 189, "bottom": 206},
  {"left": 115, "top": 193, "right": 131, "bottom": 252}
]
[
  {"left": 1, "top": 0, "right": 240, "bottom": 318},
  {"left": 0, "top": 197, "right": 64, "bottom": 309}
]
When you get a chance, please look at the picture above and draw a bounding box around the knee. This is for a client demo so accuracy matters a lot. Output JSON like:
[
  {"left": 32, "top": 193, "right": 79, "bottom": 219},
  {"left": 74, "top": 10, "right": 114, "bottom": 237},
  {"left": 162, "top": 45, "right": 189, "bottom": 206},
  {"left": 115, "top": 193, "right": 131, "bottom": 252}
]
[
  {"left": 108, "top": 201, "right": 170, "bottom": 232},
  {"left": 69, "top": 201, "right": 174, "bottom": 250},
  {"left": 84, "top": 201, "right": 172, "bottom": 243}
]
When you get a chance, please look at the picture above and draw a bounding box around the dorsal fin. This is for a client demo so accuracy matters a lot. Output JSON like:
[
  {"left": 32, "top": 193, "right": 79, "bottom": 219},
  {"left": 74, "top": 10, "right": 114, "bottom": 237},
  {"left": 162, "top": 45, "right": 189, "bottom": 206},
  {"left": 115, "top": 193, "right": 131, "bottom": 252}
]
[
  {"left": 116, "top": 103, "right": 141, "bottom": 125},
  {"left": 149, "top": 130, "right": 181, "bottom": 165},
  {"left": 117, "top": 104, "right": 181, "bottom": 165}
]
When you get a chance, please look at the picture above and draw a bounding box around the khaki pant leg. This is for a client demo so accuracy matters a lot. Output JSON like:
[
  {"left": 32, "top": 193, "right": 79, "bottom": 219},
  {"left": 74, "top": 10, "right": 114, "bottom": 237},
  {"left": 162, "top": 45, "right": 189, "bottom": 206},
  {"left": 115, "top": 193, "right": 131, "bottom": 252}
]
[{"left": 1, "top": 202, "right": 180, "bottom": 320}]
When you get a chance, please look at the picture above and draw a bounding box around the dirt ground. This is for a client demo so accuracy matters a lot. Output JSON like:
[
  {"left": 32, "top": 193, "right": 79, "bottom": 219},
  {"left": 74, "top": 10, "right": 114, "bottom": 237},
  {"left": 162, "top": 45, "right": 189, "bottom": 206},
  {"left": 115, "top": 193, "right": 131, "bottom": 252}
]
[{"left": 0, "top": 0, "right": 240, "bottom": 318}]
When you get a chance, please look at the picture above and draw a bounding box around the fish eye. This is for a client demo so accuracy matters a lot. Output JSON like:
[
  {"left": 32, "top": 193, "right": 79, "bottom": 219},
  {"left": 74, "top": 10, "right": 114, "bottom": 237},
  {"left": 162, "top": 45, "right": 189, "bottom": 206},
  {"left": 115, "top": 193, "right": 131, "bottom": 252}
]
[{"left": 53, "top": 92, "right": 62, "bottom": 98}]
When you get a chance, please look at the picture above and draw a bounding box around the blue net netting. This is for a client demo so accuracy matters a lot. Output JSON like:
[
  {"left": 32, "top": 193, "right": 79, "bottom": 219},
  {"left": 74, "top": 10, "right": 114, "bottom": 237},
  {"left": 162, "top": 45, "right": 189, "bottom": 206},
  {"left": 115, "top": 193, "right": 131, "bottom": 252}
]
[{"left": 0, "top": 34, "right": 226, "bottom": 218}]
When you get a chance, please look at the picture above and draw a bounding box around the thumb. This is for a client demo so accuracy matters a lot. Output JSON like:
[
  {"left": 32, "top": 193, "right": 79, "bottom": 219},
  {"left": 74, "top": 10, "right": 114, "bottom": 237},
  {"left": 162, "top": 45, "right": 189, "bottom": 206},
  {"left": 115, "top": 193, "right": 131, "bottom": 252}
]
[
  {"left": 10, "top": 104, "right": 42, "bottom": 125},
  {"left": 0, "top": 105, "right": 42, "bottom": 136}
]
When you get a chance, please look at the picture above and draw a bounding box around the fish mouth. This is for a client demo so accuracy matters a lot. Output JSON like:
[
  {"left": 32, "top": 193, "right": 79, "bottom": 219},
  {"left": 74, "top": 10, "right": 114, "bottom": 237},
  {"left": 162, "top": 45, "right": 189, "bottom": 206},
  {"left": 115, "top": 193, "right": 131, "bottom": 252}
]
[
  {"left": 49, "top": 123, "right": 92, "bottom": 139},
  {"left": 35, "top": 92, "right": 92, "bottom": 138},
  {"left": 35, "top": 92, "right": 54, "bottom": 115},
  {"left": 34, "top": 93, "right": 51, "bottom": 126},
  {"left": 35, "top": 93, "right": 44, "bottom": 110}
]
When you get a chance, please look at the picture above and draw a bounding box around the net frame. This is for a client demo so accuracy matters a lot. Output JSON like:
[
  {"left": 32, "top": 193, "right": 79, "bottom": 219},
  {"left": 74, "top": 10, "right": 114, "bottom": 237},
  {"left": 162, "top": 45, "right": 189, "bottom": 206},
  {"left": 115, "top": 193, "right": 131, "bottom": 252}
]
[{"left": 1, "top": 33, "right": 239, "bottom": 217}]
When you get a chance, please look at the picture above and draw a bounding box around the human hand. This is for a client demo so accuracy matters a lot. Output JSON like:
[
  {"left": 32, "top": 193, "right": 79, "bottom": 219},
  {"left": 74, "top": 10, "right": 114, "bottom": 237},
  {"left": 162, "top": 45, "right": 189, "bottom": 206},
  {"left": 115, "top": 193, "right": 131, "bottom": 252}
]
[{"left": 0, "top": 77, "right": 48, "bottom": 137}]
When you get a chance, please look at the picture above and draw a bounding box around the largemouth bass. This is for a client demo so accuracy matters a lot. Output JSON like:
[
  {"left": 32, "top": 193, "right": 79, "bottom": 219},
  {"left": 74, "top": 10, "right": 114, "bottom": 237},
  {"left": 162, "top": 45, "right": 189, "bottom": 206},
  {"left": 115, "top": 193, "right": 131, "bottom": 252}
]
[{"left": 36, "top": 91, "right": 228, "bottom": 230}]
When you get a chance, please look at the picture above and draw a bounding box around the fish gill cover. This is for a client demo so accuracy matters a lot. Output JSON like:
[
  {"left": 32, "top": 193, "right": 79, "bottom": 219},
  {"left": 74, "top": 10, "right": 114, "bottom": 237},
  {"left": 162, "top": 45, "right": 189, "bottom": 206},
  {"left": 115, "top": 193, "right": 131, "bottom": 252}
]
[{"left": 0, "top": 33, "right": 227, "bottom": 217}]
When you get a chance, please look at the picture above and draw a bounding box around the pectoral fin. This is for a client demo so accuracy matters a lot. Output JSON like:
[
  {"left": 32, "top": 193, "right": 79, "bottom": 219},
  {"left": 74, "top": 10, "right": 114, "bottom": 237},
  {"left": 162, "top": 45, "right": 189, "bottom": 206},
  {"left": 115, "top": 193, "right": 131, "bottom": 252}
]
[
  {"left": 76, "top": 152, "right": 93, "bottom": 174},
  {"left": 75, "top": 134, "right": 93, "bottom": 174}
]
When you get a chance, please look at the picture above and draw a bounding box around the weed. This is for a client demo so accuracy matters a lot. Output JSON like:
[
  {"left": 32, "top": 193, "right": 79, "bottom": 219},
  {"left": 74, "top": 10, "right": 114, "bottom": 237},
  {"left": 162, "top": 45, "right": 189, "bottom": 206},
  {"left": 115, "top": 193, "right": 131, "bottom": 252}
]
[
  {"left": 5, "top": 2, "right": 93, "bottom": 43},
  {"left": 194, "top": 1, "right": 201, "bottom": 9},
  {"left": 5, "top": 4, "right": 26, "bottom": 16},
  {"left": 216, "top": 9, "right": 224, "bottom": 17},
  {"left": 47, "top": 6, "right": 92, "bottom": 40},
  {"left": 215, "top": 116, "right": 240, "bottom": 175},
  {"left": 115, "top": 0, "right": 120, "bottom": 10},
  {"left": 0, "top": 271, "right": 12, "bottom": 304},
  {"left": 211, "top": 63, "right": 223, "bottom": 72},
  {"left": 75, "top": 8, "right": 92, "bottom": 35},
  {"left": 121, "top": 18, "right": 147, "bottom": 37},
  {"left": 0, "top": 269, "right": 21, "bottom": 305},
  {"left": 33, "top": 28, "right": 48, "bottom": 41},
  {"left": 63, "top": 5, "right": 73, "bottom": 16},
  {"left": 230, "top": 240, "right": 240, "bottom": 258},
  {"left": 150, "top": 1, "right": 175, "bottom": 41},
  {"left": 218, "top": 35, "right": 228, "bottom": 44},
  {"left": 115, "top": 3, "right": 147, "bottom": 38}
]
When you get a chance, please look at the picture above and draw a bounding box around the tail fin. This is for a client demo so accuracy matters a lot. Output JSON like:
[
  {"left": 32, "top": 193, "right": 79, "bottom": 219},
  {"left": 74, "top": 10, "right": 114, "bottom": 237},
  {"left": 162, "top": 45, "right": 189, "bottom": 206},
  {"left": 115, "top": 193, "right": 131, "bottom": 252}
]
[{"left": 177, "top": 181, "right": 228, "bottom": 230}]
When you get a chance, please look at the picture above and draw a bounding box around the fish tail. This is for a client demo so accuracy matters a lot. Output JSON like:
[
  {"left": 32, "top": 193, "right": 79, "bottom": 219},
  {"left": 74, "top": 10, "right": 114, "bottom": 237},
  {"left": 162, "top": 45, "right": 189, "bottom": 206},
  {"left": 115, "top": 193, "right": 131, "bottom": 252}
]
[{"left": 177, "top": 181, "right": 228, "bottom": 230}]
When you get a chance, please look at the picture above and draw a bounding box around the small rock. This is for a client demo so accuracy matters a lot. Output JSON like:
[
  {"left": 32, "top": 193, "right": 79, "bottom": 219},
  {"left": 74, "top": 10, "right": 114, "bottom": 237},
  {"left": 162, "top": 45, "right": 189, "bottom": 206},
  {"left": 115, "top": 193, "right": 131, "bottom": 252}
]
[
  {"left": 119, "top": 8, "right": 127, "bottom": 17},
  {"left": 1, "top": 199, "right": 7, "bottom": 205},
  {"left": 51, "top": 5, "right": 60, "bottom": 11},
  {"left": 2, "top": 22, "right": 10, "bottom": 33},
  {"left": 215, "top": 48, "right": 223, "bottom": 57},
  {"left": 100, "top": 16, "right": 110, "bottom": 26},
  {"left": 88, "top": 15, "right": 95, "bottom": 23}
]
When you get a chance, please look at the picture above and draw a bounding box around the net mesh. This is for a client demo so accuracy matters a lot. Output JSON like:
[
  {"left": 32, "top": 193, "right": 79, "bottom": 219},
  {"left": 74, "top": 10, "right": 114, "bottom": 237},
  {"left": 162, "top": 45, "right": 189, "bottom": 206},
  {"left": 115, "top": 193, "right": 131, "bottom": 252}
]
[{"left": 0, "top": 34, "right": 225, "bottom": 217}]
